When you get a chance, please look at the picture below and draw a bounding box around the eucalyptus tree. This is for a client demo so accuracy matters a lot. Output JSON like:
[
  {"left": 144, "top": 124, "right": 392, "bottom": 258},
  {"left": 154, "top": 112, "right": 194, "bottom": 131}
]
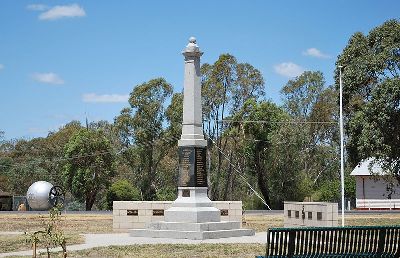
[
  {"left": 336, "top": 19, "right": 400, "bottom": 181},
  {"left": 114, "top": 78, "right": 173, "bottom": 200},
  {"left": 201, "top": 54, "right": 265, "bottom": 200},
  {"left": 281, "top": 71, "right": 339, "bottom": 194},
  {"left": 165, "top": 92, "right": 183, "bottom": 143},
  {"left": 230, "top": 99, "right": 286, "bottom": 207},
  {"left": 63, "top": 128, "right": 116, "bottom": 210}
]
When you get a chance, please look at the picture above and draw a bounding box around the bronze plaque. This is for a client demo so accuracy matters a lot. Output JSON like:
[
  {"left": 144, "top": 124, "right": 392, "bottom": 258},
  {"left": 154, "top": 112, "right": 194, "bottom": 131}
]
[
  {"left": 127, "top": 209, "right": 138, "bottom": 216},
  {"left": 153, "top": 209, "right": 164, "bottom": 216},
  {"left": 182, "top": 189, "right": 190, "bottom": 197},
  {"left": 220, "top": 209, "right": 229, "bottom": 216},
  {"left": 195, "top": 147, "right": 207, "bottom": 187},
  {"left": 178, "top": 147, "right": 195, "bottom": 186},
  {"left": 178, "top": 146, "right": 207, "bottom": 187}
]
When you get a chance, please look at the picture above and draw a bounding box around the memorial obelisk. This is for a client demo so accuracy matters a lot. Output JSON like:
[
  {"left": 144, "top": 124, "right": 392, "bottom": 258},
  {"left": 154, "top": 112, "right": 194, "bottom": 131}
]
[
  {"left": 130, "top": 38, "right": 254, "bottom": 239},
  {"left": 163, "top": 37, "right": 221, "bottom": 223}
]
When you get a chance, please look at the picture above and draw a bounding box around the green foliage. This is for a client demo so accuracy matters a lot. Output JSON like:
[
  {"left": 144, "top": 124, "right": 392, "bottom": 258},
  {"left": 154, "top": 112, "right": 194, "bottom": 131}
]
[
  {"left": 106, "top": 180, "right": 140, "bottom": 209},
  {"left": 280, "top": 70, "right": 339, "bottom": 205},
  {"left": 242, "top": 194, "right": 265, "bottom": 210},
  {"left": 156, "top": 187, "right": 176, "bottom": 201},
  {"left": 165, "top": 93, "right": 183, "bottom": 143},
  {"left": 65, "top": 200, "right": 85, "bottom": 211},
  {"left": 115, "top": 78, "right": 173, "bottom": 201},
  {"left": 281, "top": 71, "right": 325, "bottom": 118},
  {"left": 25, "top": 206, "right": 67, "bottom": 258},
  {"left": 268, "top": 126, "right": 312, "bottom": 208},
  {"left": 230, "top": 99, "right": 287, "bottom": 208},
  {"left": 344, "top": 169, "right": 356, "bottom": 200},
  {"left": 313, "top": 179, "right": 340, "bottom": 202},
  {"left": 64, "top": 129, "right": 116, "bottom": 210},
  {"left": 201, "top": 54, "right": 265, "bottom": 201},
  {"left": 337, "top": 19, "right": 400, "bottom": 179},
  {"left": 129, "top": 78, "right": 173, "bottom": 144},
  {"left": 313, "top": 170, "right": 356, "bottom": 202},
  {"left": 0, "top": 122, "right": 83, "bottom": 194}
]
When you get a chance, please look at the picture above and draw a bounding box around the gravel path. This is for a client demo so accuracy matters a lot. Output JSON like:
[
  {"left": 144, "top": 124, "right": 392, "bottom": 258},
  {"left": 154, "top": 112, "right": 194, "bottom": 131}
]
[{"left": 0, "top": 232, "right": 267, "bottom": 257}]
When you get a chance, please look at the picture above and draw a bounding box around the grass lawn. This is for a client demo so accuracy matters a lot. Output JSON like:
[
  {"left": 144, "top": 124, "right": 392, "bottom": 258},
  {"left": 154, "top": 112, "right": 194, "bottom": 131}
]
[
  {"left": 1, "top": 211, "right": 400, "bottom": 257},
  {"left": 0, "top": 213, "right": 111, "bottom": 253}
]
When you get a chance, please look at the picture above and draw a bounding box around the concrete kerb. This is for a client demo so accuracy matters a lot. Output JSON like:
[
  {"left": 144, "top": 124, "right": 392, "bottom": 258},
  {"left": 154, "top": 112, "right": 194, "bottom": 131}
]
[{"left": 0, "top": 232, "right": 267, "bottom": 257}]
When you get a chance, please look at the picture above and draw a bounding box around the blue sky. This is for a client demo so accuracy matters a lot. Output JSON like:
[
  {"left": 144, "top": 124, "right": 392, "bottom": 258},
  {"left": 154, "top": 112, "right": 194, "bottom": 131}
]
[{"left": 0, "top": 1, "right": 399, "bottom": 140}]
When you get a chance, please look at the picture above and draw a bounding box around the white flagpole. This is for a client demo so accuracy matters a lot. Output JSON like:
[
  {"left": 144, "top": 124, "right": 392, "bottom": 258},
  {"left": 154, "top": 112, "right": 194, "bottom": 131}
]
[{"left": 339, "top": 65, "right": 345, "bottom": 227}]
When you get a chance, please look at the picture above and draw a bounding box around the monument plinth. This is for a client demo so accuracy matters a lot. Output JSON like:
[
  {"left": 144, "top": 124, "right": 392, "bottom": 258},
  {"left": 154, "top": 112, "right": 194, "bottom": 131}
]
[{"left": 129, "top": 37, "right": 254, "bottom": 239}]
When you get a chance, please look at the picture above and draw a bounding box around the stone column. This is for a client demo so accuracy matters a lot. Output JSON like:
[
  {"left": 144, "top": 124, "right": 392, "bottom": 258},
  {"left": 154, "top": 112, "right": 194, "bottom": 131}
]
[
  {"left": 164, "top": 37, "right": 220, "bottom": 223},
  {"left": 178, "top": 37, "right": 207, "bottom": 147}
]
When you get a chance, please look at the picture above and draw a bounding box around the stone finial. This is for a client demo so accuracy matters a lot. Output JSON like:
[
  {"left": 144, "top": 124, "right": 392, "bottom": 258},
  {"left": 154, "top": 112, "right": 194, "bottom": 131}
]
[
  {"left": 189, "top": 37, "right": 196, "bottom": 44},
  {"left": 183, "top": 36, "right": 203, "bottom": 56}
]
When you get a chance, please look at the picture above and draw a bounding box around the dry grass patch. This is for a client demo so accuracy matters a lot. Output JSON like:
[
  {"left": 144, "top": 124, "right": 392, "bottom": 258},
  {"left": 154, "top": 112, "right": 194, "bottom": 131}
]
[
  {"left": 0, "top": 235, "right": 26, "bottom": 253},
  {"left": 0, "top": 213, "right": 112, "bottom": 253},
  {"left": 67, "top": 244, "right": 265, "bottom": 258},
  {"left": 0, "top": 213, "right": 112, "bottom": 234},
  {"left": 0, "top": 233, "right": 83, "bottom": 253},
  {"left": 345, "top": 213, "right": 400, "bottom": 226},
  {"left": 242, "top": 214, "right": 283, "bottom": 232}
]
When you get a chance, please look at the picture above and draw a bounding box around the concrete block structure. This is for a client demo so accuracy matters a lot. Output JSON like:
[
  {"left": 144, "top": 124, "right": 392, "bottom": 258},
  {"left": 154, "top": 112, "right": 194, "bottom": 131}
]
[
  {"left": 113, "top": 201, "right": 243, "bottom": 232},
  {"left": 284, "top": 201, "right": 338, "bottom": 227}
]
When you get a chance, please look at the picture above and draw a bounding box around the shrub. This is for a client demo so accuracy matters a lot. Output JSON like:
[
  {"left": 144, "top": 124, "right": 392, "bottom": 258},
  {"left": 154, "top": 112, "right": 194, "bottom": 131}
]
[{"left": 106, "top": 180, "right": 141, "bottom": 209}]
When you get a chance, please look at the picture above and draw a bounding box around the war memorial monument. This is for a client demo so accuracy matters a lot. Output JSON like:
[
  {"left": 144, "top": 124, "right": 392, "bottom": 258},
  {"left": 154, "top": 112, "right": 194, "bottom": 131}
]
[{"left": 129, "top": 38, "right": 255, "bottom": 239}]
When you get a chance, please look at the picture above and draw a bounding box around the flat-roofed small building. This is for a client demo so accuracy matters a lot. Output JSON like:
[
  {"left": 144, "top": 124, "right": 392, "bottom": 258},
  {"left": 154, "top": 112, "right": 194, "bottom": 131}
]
[
  {"left": 0, "top": 189, "right": 13, "bottom": 211},
  {"left": 351, "top": 159, "right": 400, "bottom": 210}
]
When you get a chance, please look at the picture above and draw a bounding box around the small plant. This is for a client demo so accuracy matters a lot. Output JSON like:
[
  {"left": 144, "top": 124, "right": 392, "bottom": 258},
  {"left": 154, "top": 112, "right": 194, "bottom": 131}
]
[{"left": 25, "top": 205, "right": 67, "bottom": 258}]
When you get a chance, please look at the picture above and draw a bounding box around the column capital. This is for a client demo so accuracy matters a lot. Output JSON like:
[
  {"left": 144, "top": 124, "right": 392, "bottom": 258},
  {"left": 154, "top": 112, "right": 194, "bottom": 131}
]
[{"left": 182, "top": 37, "right": 203, "bottom": 58}]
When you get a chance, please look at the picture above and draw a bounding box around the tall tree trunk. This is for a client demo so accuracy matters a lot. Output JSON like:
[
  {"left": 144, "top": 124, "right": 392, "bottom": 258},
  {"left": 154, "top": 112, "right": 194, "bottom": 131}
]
[
  {"left": 86, "top": 191, "right": 96, "bottom": 211},
  {"left": 207, "top": 148, "right": 213, "bottom": 199},
  {"left": 147, "top": 145, "right": 156, "bottom": 200},
  {"left": 254, "top": 147, "right": 271, "bottom": 208},
  {"left": 223, "top": 152, "right": 233, "bottom": 201},
  {"left": 211, "top": 109, "right": 221, "bottom": 200}
]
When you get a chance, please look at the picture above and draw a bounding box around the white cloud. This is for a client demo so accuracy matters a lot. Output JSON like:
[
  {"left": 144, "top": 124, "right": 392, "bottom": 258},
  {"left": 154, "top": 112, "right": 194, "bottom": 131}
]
[
  {"left": 32, "top": 73, "right": 65, "bottom": 85},
  {"left": 274, "top": 62, "right": 305, "bottom": 78},
  {"left": 0, "top": 64, "right": 4, "bottom": 70},
  {"left": 302, "top": 48, "right": 331, "bottom": 59},
  {"left": 26, "top": 4, "right": 48, "bottom": 11},
  {"left": 39, "top": 4, "right": 86, "bottom": 20},
  {"left": 82, "top": 93, "right": 129, "bottom": 103}
]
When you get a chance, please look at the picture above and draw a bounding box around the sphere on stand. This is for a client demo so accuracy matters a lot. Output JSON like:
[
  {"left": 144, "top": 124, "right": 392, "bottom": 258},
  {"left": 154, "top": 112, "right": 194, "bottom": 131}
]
[{"left": 26, "top": 181, "right": 54, "bottom": 210}]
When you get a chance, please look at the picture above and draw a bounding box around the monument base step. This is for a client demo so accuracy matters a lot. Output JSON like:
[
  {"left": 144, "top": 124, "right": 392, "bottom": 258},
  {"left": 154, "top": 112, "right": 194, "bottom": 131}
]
[
  {"left": 129, "top": 220, "right": 255, "bottom": 240},
  {"left": 147, "top": 221, "right": 241, "bottom": 231},
  {"left": 129, "top": 228, "right": 255, "bottom": 240}
]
